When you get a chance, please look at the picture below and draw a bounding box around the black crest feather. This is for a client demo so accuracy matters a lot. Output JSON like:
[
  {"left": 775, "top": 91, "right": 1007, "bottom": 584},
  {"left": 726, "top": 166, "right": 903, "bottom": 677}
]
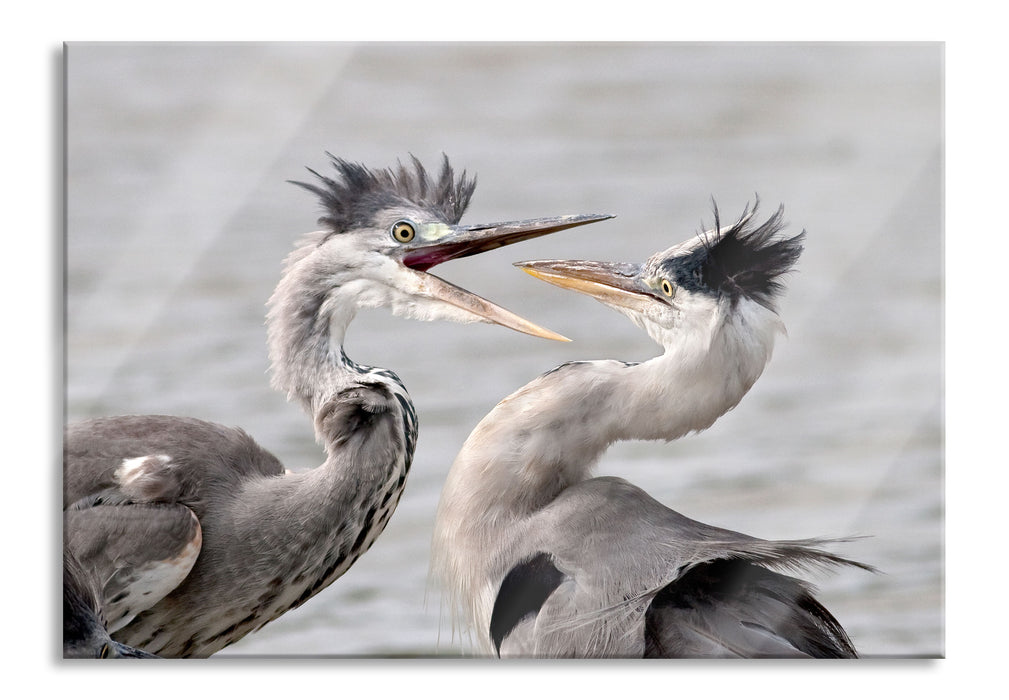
[
  {"left": 290, "top": 153, "right": 477, "bottom": 235},
  {"left": 663, "top": 199, "right": 805, "bottom": 310}
]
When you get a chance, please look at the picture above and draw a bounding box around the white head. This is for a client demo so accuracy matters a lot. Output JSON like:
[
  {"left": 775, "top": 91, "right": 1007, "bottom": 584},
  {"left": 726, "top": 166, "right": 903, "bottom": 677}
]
[{"left": 517, "top": 201, "right": 805, "bottom": 400}]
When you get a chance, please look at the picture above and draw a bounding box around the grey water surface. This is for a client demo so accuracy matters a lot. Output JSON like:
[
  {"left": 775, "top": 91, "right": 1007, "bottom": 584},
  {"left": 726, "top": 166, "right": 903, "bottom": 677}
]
[{"left": 65, "top": 42, "right": 942, "bottom": 657}]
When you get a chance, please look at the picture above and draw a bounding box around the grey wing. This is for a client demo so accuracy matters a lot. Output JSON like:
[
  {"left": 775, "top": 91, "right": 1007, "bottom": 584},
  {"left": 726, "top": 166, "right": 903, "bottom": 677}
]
[
  {"left": 63, "top": 415, "right": 282, "bottom": 629},
  {"left": 64, "top": 415, "right": 284, "bottom": 508},
  {"left": 491, "top": 477, "right": 865, "bottom": 658},
  {"left": 65, "top": 497, "right": 202, "bottom": 633},
  {"left": 490, "top": 477, "right": 667, "bottom": 656}
]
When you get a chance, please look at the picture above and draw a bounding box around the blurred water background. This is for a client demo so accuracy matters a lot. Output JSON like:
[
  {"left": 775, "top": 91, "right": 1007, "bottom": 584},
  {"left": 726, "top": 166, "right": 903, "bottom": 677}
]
[{"left": 65, "top": 42, "right": 942, "bottom": 657}]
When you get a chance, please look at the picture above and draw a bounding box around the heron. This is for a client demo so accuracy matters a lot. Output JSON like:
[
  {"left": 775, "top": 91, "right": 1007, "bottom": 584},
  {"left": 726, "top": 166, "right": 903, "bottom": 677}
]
[
  {"left": 432, "top": 201, "right": 871, "bottom": 657},
  {"left": 63, "top": 547, "right": 159, "bottom": 658},
  {"left": 64, "top": 154, "right": 611, "bottom": 657}
]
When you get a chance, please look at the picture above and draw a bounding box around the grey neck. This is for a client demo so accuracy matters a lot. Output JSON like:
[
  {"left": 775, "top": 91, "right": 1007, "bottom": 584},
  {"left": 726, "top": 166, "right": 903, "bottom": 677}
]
[
  {"left": 442, "top": 337, "right": 769, "bottom": 528},
  {"left": 265, "top": 238, "right": 414, "bottom": 457}
]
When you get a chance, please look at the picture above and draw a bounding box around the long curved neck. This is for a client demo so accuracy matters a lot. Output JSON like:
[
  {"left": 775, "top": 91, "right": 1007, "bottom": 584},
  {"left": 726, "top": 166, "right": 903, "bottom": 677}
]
[
  {"left": 267, "top": 239, "right": 376, "bottom": 439},
  {"left": 264, "top": 238, "right": 419, "bottom": 486},
  {"left": 435, "top": 311, "right": 777, "bottom": 579},
  {"left": 440, "top": 303, "right": 779, "bottom": 526},
  {"left": 441, "top": 352, "right": 739, "bottom": 525}
]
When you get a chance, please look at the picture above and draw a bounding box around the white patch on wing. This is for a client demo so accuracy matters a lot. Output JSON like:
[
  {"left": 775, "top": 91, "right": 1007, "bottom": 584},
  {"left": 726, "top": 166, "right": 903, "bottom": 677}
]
[
  {"left": 116, "top": 454, "right": 172, "bottom": 484},
  {"left": 114, "top": 454, "right": 176, "bottom": 501},
  {"left": 106, "top": 512, "right": 202, "bottom": 633}
]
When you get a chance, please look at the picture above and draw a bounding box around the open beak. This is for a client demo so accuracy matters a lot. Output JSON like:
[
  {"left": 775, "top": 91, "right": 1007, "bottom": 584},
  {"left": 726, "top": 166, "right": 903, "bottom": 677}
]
[
  {"left": 515, "top": 259, "right": 657, "bottom": 314},
  {"left": 400, "top": 214, "right": 613, "bottom": 341}
]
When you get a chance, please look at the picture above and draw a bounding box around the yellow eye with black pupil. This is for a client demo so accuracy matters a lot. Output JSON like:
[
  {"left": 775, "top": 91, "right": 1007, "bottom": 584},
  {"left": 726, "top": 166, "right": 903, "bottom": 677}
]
[
  {"left": 391, "top": 221, "right": 416, "bottom": 243},
  {"left": 660, "top": 279, "right": 674, "bottom": 297}
]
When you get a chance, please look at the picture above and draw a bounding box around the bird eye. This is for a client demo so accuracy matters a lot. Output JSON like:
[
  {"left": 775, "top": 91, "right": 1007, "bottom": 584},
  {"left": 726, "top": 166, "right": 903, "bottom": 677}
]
[
  {"left": 660, "top": 279, "right": 674, "bottom": 297},
  {"left": 98, "top": 642, "right": 110, "bottom": 658},
  {"left": 391, "top": 221, "right": 416, "bottom": 243}
]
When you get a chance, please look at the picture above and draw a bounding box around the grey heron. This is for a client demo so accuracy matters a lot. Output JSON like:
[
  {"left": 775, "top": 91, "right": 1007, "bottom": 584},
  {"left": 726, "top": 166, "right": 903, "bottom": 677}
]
[
  {"left": 63, "top": 547, "right": 159, "bottom": 658},
  {"left": 432, "top": 201, "right": 870, "bottom": 657},
  {"left": 64, "top": 154, "right": 611, "bottom": 657}
]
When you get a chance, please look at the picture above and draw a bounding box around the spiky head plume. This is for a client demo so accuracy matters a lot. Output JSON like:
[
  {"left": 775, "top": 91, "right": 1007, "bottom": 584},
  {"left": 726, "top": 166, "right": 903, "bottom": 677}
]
[
  {"left": 658, "top": 199, "right": 805, "bottom": 311},
  {"left": 291, "top": 153, "right": 477, "bottom": 238}
]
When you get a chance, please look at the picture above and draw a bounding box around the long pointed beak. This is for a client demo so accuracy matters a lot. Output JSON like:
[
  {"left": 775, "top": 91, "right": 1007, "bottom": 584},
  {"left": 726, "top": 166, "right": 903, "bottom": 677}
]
[
  {"left": 400, "top": 214, "right": 613, "bottom": 341},
  {"left": 401, "top": 214, "right": 613, "bottom": 271},
  {"left": 515, "top": 259, "right": 656, "bottom": 313}
]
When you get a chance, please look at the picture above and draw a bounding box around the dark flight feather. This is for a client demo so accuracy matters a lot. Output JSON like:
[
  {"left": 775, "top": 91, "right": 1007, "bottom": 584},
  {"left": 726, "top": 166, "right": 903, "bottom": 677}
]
[
  {"left": 643, "top": 558, "right": 857, "bottom": 658},
  {"left": 490, "top": 552, "right": 566, "bottom": 654}
]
